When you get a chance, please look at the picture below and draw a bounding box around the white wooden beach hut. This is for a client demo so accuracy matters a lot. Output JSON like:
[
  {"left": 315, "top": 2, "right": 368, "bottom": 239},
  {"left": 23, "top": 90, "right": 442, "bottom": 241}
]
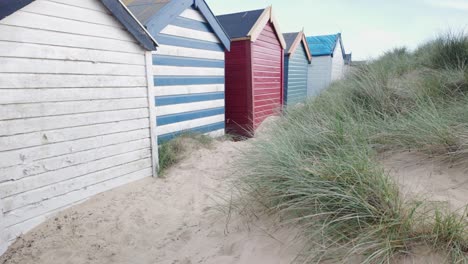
[{"left": 0, "top": 0, "right": 158, "bottom": 254}]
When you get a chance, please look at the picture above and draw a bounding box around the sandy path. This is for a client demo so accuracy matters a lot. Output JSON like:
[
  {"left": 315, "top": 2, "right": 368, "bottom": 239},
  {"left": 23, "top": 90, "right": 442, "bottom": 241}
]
[{"left": 0, "top": 140, "right": 302, "bottom": 264}]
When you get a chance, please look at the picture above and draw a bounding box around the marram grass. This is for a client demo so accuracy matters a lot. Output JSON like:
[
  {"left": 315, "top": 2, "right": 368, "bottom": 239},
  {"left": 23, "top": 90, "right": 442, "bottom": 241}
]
[{"left": 233, "top": 33, "right": 468, "bottom": 263}]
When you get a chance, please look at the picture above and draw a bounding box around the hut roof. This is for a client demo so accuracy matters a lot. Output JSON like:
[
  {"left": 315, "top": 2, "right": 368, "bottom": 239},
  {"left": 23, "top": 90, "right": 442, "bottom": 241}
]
[
  {"left": 0, "top": 0, "right": 158, "bottom": 50},
  {"left": 217, "top": 7, "right": 286, "bottom": 48}
]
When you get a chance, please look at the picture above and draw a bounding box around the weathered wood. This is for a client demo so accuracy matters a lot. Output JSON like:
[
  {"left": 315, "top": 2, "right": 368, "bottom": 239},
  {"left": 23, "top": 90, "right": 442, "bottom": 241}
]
[
  {"left": 145, "top": 52, "right": 159, "bottom": 176},
  {"left": 0, "top": 41, "right": 144, "bottom": 65},
  {"left": 0, "top": 128, "right": 150, "bottom": 169},
  {"left": 0, "top": 0, "right": 156, "bottom": 254},
  {"left": 0, "top": 87, "right": 147, "bottom": 104},
  {"left": 23, "top": 0, "right": 122, "bottom": 27},
  {"left": 0, "top": 74, "right": 146, "bottom": 88},
  {"left": 0, "top": 148, "right": 151, "bottom": 199},
  {"left": 0, "top": 138, "right": 151, "bottom": 183},
  {"left": 0, "top": 11, "right": 134, "bottom": 42},
  {"left": 3, "top": 158, "right": 151, "bottom": 212},
  {"left": 48, "top": 0, "right": 109, "bottom": 12},
  {"left": 0, "top": 108, "right": 149, "bottom": 136},
  {"left": 0, "top": 25, "right": 143, "bottom": 53},
  {"left": 0, "top": 118, "right": 149, "bottom": 152},
  {"left": 0, "top": 57, "right": 145, "bottom": 76},
  {"left": 0, "top": 98, "right": 148, "bottom": 120}
]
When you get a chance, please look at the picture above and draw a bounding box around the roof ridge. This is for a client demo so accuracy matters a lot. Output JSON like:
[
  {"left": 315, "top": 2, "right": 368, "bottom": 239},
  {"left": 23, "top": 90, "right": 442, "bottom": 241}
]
[{"left": 216, "top": 8, "right": 266, "bottom": 18}]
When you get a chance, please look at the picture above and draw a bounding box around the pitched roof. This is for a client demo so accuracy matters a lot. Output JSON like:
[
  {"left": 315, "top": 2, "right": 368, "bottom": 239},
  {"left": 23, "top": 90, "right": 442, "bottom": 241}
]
[
  {"left": 283, "top": 32, "right": 300, "bottom": 51},
  {"left": 124, "top": 0, "right": 230, "bottom": 51},
  {"left": 0, "top": 0, "right": 158, "bottom": 50},
  {"left": 306, "top": 33, "right": 341, "bottom": 57},
  {"left": 123, "top": 0, "right": 170, "bottom": 25},
  {"left": 283, "top": 31, "right": 312, "bottom": 63},
  {"left": 216, "top": 7, "right": 286, "bottom": 48},
  {"left": 216, "top": 9, "right": 264, "bottom": 39}
]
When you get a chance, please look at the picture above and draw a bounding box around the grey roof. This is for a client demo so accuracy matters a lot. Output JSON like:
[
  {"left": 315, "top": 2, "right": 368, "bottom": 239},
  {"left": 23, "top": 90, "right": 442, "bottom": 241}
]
[
  {"left": 216, "top": 9, "right": 264, "bottom": 39},
  {"left": 1, "top": 0, "right": 157, "bottom": 50},
  {"left": 283, "top": 32, "right": 300, "bottom": 51},
  {"left": 123, "top": 0, "right": 171, "bottom": 25}
]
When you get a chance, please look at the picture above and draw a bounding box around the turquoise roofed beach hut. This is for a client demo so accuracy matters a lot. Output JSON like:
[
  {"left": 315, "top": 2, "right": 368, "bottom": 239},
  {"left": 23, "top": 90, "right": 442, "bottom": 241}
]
[
  {"left": 306, "top": 33, "right": 350, "bottom": 96},
  {"left": 283, "top": 31, "right": 312, "bottom": 106}
]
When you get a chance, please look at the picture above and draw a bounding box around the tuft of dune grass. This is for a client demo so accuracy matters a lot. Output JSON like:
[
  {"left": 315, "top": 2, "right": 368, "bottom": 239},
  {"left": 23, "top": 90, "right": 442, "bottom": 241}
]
[
  {"left": 158, "top": 133, "right": 215, "bottom": 174},
  {"left": 233, "top": 32, "right": 468, "bottom": 263}
]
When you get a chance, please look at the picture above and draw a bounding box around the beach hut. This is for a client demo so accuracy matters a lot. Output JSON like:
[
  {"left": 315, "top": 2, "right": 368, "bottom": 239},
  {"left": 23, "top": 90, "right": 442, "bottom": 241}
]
[
  {"left": 123, "top": 0, "right": 231, "bottom": 143},
  {"left": 283, "top": 31, "right": 312, "bottom": 106},
  {"left": 217, "top": 7, "right": 286, "bottom": 137},
  {"left": 0, "top": 0, "right": 158, "bottom": 254},
  {"left": 306, "top": 33, "right": 350, "bottom": 96}
]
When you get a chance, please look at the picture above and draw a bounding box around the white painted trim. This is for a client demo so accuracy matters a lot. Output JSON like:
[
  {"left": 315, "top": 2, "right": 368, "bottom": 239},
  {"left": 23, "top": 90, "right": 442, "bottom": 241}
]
[
  {"left": 247, "top": 6, "right": 286, "bottom": 49},
  {"left": 155, "top": 84, "right": 224, "bottom": 96},
  {"left": 269, "top": 8, "right": 286, "bottom": 49},
  {"left": 145, "top": 52, "right": 159, "bottom": 176},
  {"left": 161, "top": 25, "right": 220, "bottom": 43},
  {"left": 156, "top": 99, "right": 224, "bottom": 116},
  {"left": 157, "top": 114, "right": 225, "bottom": 135},
  {"left": 179, "top": 9, "right": 206, "bottom": 22},
  {"left": 153, "top": 65, "right": 224, "bottom": 76},
  {"left": 247, "top": 7, "right": 270, "bottom": 43},
  {"left": 156, "top": 45, "right": 224, "bottom": 60},
  {"left": 117, "top": 0, "right": 159, "bottom": 47}
]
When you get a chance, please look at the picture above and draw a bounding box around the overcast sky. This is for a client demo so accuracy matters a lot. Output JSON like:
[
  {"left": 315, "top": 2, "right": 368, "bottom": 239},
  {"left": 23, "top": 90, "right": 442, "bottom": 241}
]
[{"left": 206, "top": 0, "right": 468, "bottom": 60}]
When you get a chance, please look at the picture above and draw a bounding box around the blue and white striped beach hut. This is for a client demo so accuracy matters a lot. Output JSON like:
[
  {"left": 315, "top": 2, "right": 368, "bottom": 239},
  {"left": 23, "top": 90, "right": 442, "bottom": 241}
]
[{"left": 124, "top": 0, "right": 230, "bottom": 143}]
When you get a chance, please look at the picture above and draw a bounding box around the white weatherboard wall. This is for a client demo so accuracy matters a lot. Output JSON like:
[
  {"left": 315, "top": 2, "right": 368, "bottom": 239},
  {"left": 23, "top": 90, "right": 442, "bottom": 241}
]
[
  {"left": 0, "top": 0, "right": 156, "bottom": 254},
  {"left": 307, "top": 55, "right": 332, "bottom": 96},
  {"left": 153, "top": 7, "right": 225, "bottom": 143},
  {"left": 331, "top": 41, "right": 345, "bottom": 81}
]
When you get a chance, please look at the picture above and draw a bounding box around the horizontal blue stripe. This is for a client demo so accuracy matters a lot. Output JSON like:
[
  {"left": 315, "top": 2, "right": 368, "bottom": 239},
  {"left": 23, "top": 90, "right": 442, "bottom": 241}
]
[
  {"left": 172, "top": 16, "right": 213, "bottom": 33},
  {"left": 158, "top": 121, "right": 225, "bottom": 144},
  {"left": 155, "top": 92, "right": 225, "bottom": 106},
  {"left": 157, "top": 107, "right": 224, "bottom": 126},
  {"left": 153, "top": 55, "right": 224, "bottom": 68},
  {"left": 156, "top": 34, "right": 224, "bottom": 52},
  {"left": 154, "top": 76, "right": 224, "bottom": 86}
]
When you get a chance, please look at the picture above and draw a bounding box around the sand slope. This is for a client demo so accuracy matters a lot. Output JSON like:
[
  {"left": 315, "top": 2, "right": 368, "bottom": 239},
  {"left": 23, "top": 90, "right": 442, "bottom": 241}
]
[
  {"left": 383, "top": 152, "right": 468, "bottom": 211},
  {"left": 0, "top": 140, "right": 302, "bottom": 264}
]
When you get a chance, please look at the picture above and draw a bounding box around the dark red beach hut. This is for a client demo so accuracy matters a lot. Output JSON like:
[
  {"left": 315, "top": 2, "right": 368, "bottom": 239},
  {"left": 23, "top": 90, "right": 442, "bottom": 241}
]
[{"left": 217, "top": 7, "right": 286, "bottom": 137}]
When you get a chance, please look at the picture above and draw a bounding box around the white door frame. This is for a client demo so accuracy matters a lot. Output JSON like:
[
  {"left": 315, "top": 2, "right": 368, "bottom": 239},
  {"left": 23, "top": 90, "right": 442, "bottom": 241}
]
[{"left": 145, "top": 51, "right": 159, "bottom": 176}]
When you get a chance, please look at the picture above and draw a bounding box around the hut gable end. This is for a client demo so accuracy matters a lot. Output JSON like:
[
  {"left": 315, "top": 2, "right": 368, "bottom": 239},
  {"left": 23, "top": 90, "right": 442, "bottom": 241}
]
[{"left": 125, "top": 0, "right": 229, "bottom": 143}]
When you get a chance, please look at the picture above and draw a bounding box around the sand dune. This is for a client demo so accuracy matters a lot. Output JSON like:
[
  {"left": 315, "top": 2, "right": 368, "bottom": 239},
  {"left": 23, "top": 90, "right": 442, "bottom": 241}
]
[
  {"left": 0, "top": 140, "right": 302, "bottom": 264},
  {"left": 1, "top": 140, "right": 465, "bottom": 264}
]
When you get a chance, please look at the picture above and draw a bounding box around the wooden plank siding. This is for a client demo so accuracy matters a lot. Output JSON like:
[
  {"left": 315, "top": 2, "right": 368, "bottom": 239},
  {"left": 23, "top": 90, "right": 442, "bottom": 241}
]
[
  {"left": 284, "top": 42, "right": 309, "bottom": 105},
  {"left": 307, "top": 55, "right": 332, "bottom": 96},
  {"left": 251, "top": 22, "right": 284, "bottom": 130},
  {"left": 0, "top": 0, "right": 156, "bottom": 253},
  {"left": 152, "top": 7, "right": 225, "bottom": 143},
  {"left": 224, "top": 40, "right": 253, "bottom": 137},
  {"left": 224, "top": 22, "right": 284, "bottom": 137}
]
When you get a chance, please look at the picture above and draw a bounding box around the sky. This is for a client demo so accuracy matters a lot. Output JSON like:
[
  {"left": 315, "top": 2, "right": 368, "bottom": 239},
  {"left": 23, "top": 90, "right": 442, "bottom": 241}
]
[{"left": 206, "top": 0, "right": 468, "bottom": 61}]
